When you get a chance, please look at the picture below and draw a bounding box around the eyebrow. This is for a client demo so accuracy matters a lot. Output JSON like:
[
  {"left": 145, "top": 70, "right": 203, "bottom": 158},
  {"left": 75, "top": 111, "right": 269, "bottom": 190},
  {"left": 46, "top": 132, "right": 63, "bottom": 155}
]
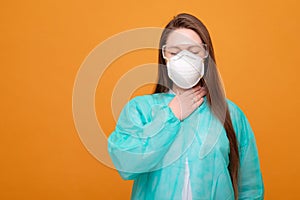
[
  {"left": 165, "top": 43, "right": 204, "bottom": 48},
  {"left": 165, "top": 45, "right": 203, "bottom": 49}
]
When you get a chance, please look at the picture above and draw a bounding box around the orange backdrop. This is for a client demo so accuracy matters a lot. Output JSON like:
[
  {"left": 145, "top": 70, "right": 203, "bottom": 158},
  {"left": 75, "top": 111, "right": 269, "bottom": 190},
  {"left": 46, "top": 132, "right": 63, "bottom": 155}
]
[{"left": 1, "top": 0, "right": 300, "bottom": 199}]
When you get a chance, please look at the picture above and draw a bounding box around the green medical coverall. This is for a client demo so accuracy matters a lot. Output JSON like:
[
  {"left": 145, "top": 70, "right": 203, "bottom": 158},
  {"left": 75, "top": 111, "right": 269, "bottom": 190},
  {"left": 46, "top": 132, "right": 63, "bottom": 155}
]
[{"left": 108, "top": 93, "right": 264, "bottom": 200}]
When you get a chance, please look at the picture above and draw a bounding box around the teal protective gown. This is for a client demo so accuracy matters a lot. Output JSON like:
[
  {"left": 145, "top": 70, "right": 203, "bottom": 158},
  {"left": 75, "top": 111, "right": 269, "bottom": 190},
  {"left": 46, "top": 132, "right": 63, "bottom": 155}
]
[{"left": 107, "top": 92, "right": 264, "bottom": 200}]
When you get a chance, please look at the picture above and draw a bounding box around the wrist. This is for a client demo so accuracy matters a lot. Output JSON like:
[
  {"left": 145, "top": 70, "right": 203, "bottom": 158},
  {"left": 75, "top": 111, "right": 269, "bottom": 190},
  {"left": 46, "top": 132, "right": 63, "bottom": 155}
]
[{"left": 168, "top": 99, "right": 182, "bottom": 121}]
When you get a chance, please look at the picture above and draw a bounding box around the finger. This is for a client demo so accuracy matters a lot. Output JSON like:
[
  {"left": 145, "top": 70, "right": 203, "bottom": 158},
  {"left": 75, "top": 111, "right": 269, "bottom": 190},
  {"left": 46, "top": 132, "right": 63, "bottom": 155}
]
[
  {"left": 185, "top": 86, "right": 203, "bottom": 97},
  {"left": 191, "top": 93, "right": 203, "bottom": 104},
  {"left": 187, "top": 90, "right": 201, "bottom": 98},
  {"left": 189, "top": 85, "right": 206, "bottom": 98},
  {"left": 193, "top": 85, "right": 202, "bottom": 93},
  {"left": 192, "top": 94, "right": 205, "bottom": 105},
  {"left": 199, "top": 86, "right": 208, "bottom": 93},
  {"left": 192, "top": 97, "right": 204, "bottom": 109},
  {"left": 192, "top": 85, "right": 203, "bottom": 93},
  {"left": 194, "top": 90, "right": 207, "bottom": 102},
  {"left": 199, "top": 89, "right": 207, "bottom": 97}
]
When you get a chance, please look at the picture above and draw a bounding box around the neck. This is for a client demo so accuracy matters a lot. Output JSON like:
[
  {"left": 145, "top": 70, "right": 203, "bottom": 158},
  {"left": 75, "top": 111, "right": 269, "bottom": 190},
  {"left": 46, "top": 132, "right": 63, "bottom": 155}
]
[{"left": 172, "top": 84, "right": 189, "bottom": 95}]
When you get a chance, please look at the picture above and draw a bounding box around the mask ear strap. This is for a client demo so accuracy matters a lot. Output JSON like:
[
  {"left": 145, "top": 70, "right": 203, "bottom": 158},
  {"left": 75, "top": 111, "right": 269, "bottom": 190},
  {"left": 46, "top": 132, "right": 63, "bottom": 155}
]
[{"left": 203, "top": 57, "right": 207, "bottom": 75}]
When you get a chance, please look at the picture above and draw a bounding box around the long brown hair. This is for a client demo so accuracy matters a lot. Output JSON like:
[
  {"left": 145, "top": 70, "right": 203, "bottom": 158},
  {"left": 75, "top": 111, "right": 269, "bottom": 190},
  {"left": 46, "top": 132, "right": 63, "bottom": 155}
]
[{"left": 154, "top": 13, "right": 240, "bottom": 199}]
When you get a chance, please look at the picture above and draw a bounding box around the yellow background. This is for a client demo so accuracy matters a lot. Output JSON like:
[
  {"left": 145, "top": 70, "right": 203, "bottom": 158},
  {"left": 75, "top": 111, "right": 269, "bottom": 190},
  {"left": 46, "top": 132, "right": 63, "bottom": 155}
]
[{"left": 1, "top": 0, "right": 299, "bottom": 199}]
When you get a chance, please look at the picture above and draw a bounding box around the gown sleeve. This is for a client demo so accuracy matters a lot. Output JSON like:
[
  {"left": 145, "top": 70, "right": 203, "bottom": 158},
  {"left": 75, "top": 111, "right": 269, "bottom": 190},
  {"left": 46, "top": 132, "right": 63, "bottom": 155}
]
[
  {"left": 234, "top": 105, "right": 265, "bottom": 199},
  {"left": 107, "top": 95, "right": 181, "bottom": 180}
]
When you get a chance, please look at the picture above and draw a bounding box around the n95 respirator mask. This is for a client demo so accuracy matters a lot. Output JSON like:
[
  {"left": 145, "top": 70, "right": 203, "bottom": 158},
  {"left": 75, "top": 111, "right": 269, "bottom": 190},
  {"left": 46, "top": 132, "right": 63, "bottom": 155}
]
[{"left": 166, "top": 50, "right": 205, "bottom": 89}]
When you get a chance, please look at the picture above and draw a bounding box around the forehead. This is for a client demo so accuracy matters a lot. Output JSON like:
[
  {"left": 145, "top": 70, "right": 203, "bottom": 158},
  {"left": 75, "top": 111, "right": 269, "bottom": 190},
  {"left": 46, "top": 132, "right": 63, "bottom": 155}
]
[{"left": 166, "top": 28, "right": 203, "bottom": 46}]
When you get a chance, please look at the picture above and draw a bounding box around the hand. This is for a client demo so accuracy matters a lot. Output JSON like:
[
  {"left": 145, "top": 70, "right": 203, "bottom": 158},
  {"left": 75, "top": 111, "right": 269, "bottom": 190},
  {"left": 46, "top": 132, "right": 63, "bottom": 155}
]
[{"left": 168, "top": 86, "right": 207, "bottom": 121}]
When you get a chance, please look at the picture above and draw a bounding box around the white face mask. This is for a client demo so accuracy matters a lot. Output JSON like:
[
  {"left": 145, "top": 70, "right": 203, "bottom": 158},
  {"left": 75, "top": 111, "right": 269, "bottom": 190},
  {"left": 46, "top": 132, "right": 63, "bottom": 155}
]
[{"left": 166, "top": 50, "right": 205, "bottom": 89}]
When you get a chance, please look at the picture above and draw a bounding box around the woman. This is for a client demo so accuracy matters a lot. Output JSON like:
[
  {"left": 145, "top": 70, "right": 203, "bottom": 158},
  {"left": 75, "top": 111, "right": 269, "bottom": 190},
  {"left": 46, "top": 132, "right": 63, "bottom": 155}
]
[{"left": 108, "top": 13, "right": 264, "bottom": 200}]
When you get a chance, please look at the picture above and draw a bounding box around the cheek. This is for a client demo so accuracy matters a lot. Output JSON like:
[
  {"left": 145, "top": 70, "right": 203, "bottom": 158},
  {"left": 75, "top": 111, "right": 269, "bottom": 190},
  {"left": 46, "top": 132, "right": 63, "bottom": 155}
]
[{"left": 165, "top": 52, "right": 171, "bottom": 58}]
